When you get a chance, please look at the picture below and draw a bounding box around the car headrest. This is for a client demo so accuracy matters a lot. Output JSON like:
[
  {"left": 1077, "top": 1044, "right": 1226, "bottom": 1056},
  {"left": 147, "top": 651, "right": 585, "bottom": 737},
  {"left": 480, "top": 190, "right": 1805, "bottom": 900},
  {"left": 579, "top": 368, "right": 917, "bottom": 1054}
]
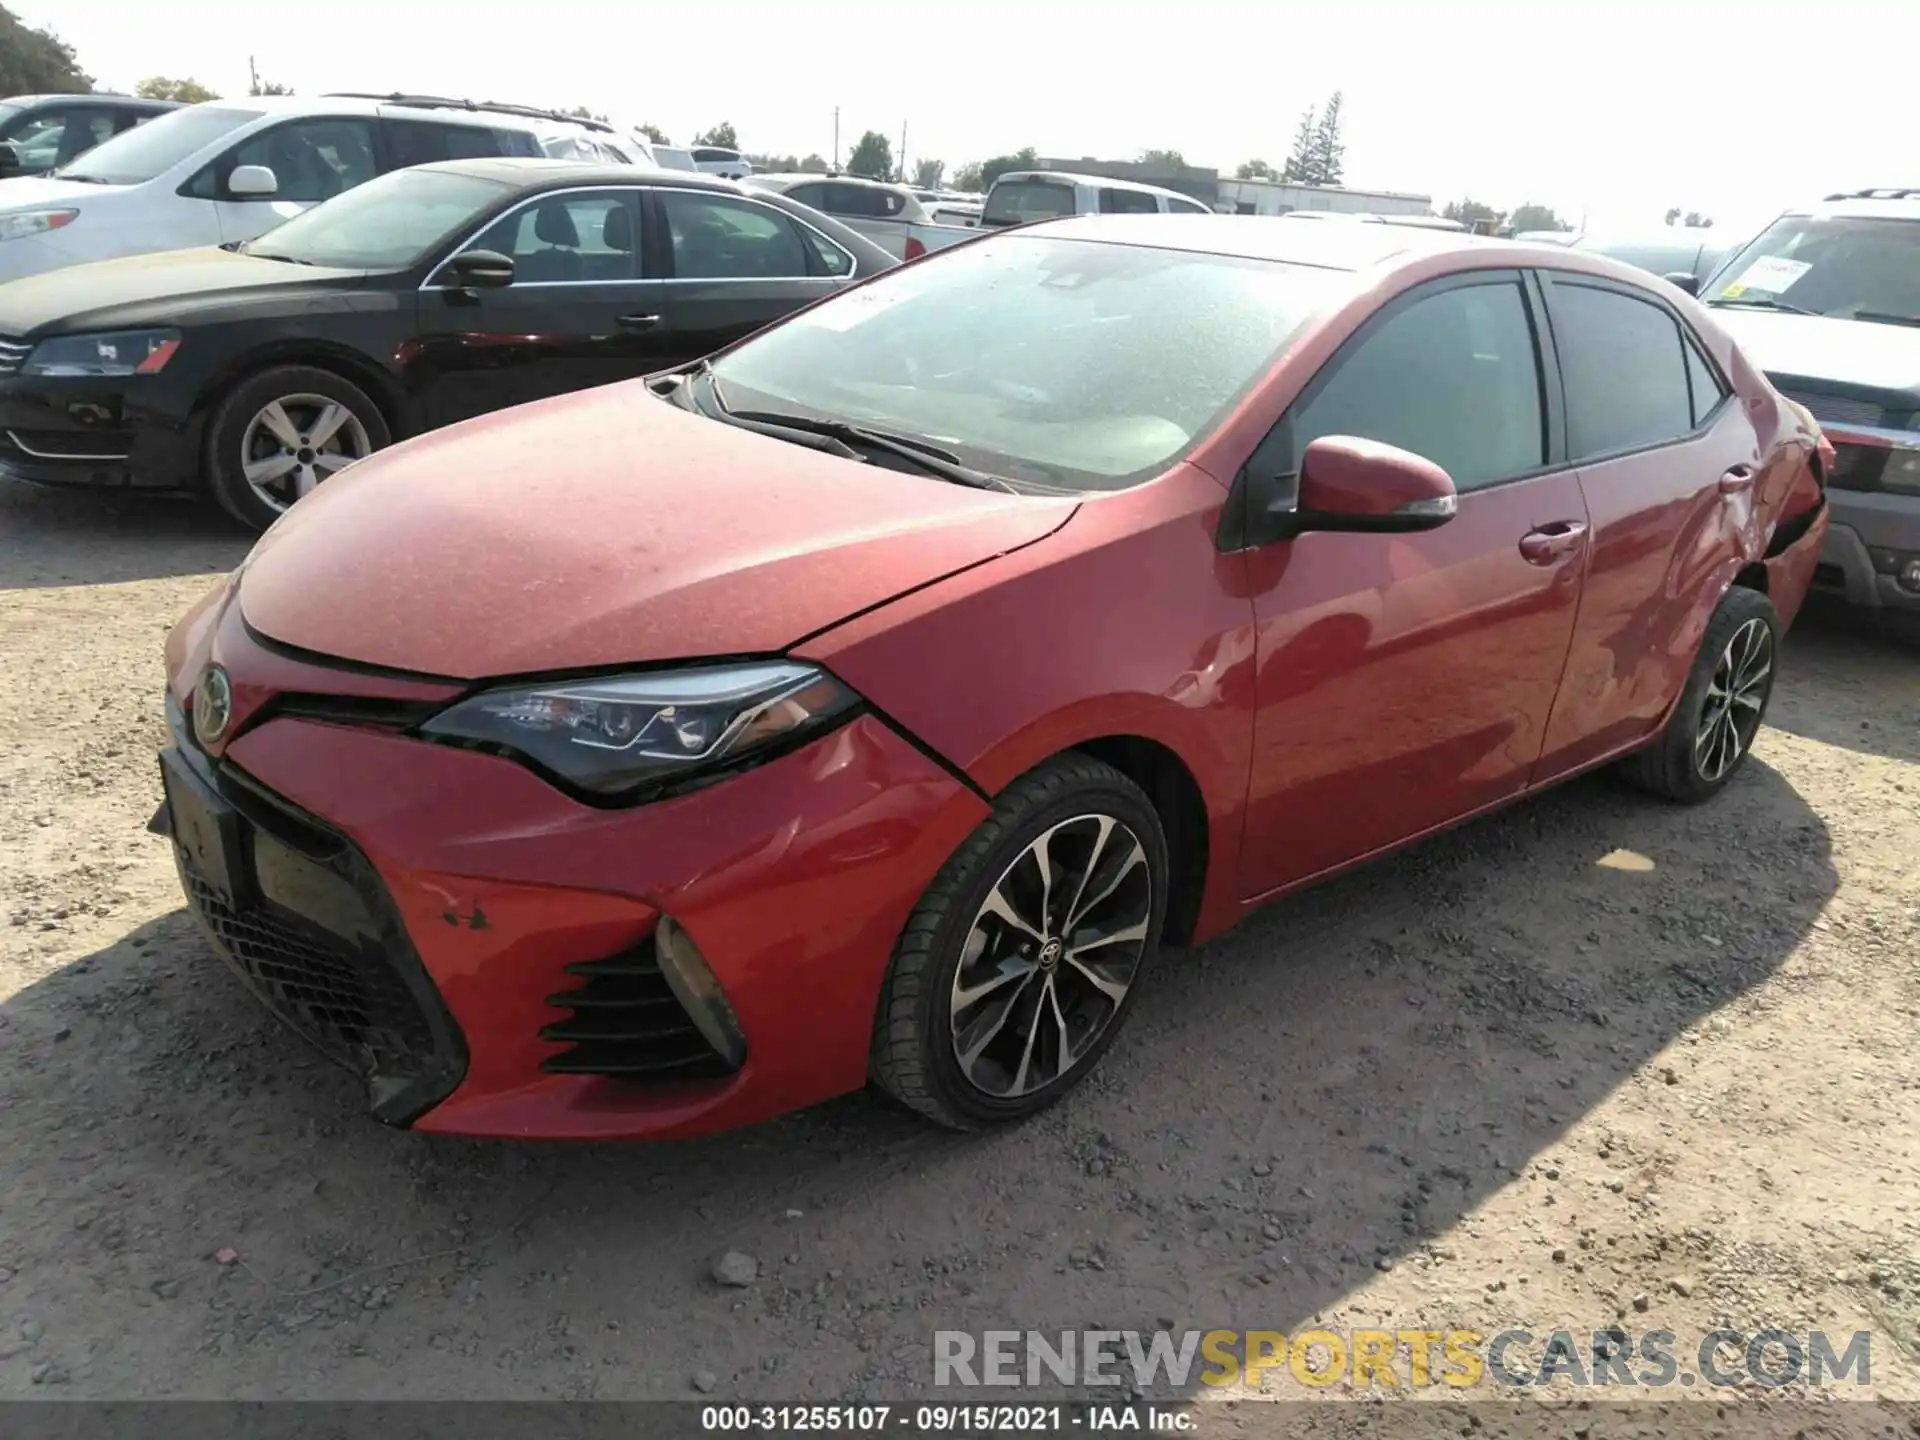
[{"left": 534, "top": 203, "right": 580, "bottom": 248}]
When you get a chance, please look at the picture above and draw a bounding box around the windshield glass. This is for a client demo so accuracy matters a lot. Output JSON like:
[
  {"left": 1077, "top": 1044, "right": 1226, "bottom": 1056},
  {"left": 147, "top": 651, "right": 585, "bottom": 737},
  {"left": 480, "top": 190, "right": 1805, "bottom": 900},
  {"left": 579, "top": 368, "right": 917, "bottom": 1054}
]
[
  {"left": 1704, "top": 215, "right": 1920, "bottom": 325},
  {"left": 708, "top": 234, "right": 1338, "bottom": 490},
  {"left": 0, "top": 104, "right": 20, "bottom": 124},
  {"left": 240, "top": 167, "right": 511, "bottom": 268},
  {"left": 60, "top": 105, "right": 260, "bottom": 184},
  {"left": 982, "top": 179, "right": 1077, "bottom": 227}
]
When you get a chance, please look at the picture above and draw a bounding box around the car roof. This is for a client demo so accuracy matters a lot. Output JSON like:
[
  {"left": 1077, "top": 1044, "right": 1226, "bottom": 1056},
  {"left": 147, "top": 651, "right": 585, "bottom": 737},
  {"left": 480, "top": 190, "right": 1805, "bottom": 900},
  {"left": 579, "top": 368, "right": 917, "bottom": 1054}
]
[
  {"left": 752, "top": 172, "right": 900, "bottom": 191},
  {"left": 3, "top": 92, "right": 175, "bottom": 109},
  {"left": 420, "top": 157, "right": 748, "bottom": 190},
  {"left": 1797, "top": 190, "right": 1920, "bottom": 222},
  {"left": 1010, "top": 213, "right": 1666, "bottom": 285}
]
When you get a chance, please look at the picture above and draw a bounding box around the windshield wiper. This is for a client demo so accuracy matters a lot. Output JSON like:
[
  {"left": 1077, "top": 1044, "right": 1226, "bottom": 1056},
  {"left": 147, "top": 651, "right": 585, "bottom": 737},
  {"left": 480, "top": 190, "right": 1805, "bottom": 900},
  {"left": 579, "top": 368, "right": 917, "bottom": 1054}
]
[
  {"left": 1708, "top": 296, "right": 1819, "bottom": 316},
  {"left": 242, "top": 251, "right": 317, "bottom": 266},
  {"left": 724, "top": 405, "right": 1017, "bottom": 492},
  {"left": 1852, "top": 310, "right": 1920, "bottom": 329}
]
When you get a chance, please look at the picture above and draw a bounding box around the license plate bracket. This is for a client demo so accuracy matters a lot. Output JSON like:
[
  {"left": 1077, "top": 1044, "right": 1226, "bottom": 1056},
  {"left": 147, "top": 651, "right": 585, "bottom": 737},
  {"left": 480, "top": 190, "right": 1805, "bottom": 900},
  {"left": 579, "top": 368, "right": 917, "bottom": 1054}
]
[{"left": 158, "top": 748, "right": 252, "bottom": 909}]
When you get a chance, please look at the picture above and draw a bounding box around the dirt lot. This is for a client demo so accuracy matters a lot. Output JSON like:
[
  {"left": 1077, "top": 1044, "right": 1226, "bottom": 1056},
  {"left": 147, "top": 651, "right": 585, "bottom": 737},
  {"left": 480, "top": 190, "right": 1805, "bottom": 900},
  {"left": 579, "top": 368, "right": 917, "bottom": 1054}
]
[{"left": 2, "top": 477, "right": 1917, "bottom": 1421}]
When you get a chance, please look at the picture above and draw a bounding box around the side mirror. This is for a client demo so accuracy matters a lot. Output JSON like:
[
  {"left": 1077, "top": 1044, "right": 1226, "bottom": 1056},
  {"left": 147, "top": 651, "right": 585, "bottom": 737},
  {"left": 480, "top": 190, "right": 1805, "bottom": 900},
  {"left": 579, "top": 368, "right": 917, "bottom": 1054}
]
[
  {"left": 1292, "top": 435, "right": 1458, "bottom": 534},
  {"left": 1663, "top": 271, "right": 1701, "bottom": 296},
  {"left": 228, "top": 164, "right": 279, "bottom": 198},
  {"left": 441, "top": 248, "right": 515, "bottom": 289}
]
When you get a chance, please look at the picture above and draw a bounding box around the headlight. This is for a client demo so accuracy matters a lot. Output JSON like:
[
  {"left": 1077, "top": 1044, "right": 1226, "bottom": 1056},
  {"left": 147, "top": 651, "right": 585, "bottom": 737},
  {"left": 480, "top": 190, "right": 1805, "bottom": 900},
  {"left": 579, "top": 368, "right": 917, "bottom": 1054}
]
[
  {"left": 21, "top": 329, "right": 181, "bottom": 377},
  {"left": 418, "top": 661, "right": 860, "bottom": 798},
  {"left": 0, "top": 209, "right": 78, "bottom": 242},
  {"left": 1882, "top": 445, "right": 1920, "bottom": 495}
]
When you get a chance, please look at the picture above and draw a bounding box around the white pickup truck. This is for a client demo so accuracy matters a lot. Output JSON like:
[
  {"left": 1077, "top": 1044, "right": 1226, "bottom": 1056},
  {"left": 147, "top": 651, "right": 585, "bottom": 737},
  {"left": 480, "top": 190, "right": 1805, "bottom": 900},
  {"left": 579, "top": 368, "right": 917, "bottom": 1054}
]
[{"left": 741, "top": 173, "right": 977, "bottom": 261}]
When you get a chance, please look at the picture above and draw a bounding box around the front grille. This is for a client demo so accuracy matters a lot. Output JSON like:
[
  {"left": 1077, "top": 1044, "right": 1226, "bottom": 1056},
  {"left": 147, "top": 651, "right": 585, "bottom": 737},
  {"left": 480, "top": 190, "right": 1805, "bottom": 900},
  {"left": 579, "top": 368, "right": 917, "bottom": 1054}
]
[
  {"left": 1781, "top": 389, "right": 1885, "bottom": 429},
  {"left": 0, "top": 337, "right": 30, "bottom": 376},
  {"left": 179, "top": 859, "right": 436, "bottom": 1076},
  {"left": 540, "top": 939, "right": 737, "bottom": 1080}
]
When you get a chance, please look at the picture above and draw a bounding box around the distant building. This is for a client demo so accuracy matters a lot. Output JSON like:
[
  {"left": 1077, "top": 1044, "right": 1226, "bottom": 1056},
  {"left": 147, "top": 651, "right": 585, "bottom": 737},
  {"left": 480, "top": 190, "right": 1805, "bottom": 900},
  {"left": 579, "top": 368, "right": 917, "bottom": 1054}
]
[
  {"left": 1031, "top": 156, "right": 1434, "bottom": 219},
  {"left": 1214, "top": 178, "right": 1433, "bottom": 218}
]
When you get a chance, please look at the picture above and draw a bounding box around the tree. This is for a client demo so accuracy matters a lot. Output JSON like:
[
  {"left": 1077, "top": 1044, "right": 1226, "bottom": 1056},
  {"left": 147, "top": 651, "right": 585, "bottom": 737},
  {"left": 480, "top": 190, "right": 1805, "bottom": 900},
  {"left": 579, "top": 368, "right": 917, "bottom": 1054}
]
[
  {"left": 799, "top": 153, "right": 828, "bottom": 173},
  {"left": 1508, "top": 203, "right": 1569, "bottom": 234},
  {"left": 1442, "top": 198, "right": 1507, "bottom": 233},
  {"left": 1281, "top": 106, "right": 1317, "bottom": 183},
  {"left": 635, "top": 122, "right": 668, "bottom": 145},
  {"left": 969, "top": 146, "right": 1038, "bottom": 192},
  {"left": 247, "top": 57, "right": 290, "bottom": 95},
  {"left": 1236, "top": 158, "right": 1277, "bottom": 181},
  {"left": 565, "top": 105, "right": 608, "bottom": 123},
  {"left": 750, "top": 152, "right": 801, "bottom": 173},
  {"left": 1307, "top": 90, "right": 1345, "bottom": 186},
  {"left": 846, "top": 129, "right": 893, "bottom": 181},
  {"left": 952, "top": 160, "right": 984, "bottom": 192},
  {"left": 912, "top": 157, "right": 945, "bottom": 189},
  {"left": 693, "top": 122, "right": 738, "bottom": 150},
  {"left": 136, "top": 77, "right": 219, "bottom": 102},
  {"left": 1664, "top": 206, "right": 1683, "bottom": 227},
  {"left": 0, "top": 5, "right": 91, "bottom": 94},
  {"left": 1139, "top": 148, "right": 1185, "bottom": 169},
  {"left": 1683, "top": 211, "right": 1713, "bottom": 228}
]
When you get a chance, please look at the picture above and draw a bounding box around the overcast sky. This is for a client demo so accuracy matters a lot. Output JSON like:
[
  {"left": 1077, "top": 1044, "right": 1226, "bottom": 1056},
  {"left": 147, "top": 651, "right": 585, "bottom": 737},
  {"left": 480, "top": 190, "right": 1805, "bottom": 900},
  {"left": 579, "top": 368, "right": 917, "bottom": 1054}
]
[{"left": 21, "top": 0, "right": 1914, "bottom": 235}]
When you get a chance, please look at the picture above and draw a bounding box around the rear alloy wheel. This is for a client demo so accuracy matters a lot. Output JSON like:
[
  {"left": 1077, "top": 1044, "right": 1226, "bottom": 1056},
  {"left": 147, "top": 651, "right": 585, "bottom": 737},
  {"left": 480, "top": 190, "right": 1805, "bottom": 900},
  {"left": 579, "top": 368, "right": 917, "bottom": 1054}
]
[
  {"left": 205, "top": 365, "right": 390, "bottom": 532},
  {"left": 1619, "top": 585, "right": 1779, "bottom": 803},
  {"left": 870, "top": 754, "right": 1167, "bottom": 1129}
]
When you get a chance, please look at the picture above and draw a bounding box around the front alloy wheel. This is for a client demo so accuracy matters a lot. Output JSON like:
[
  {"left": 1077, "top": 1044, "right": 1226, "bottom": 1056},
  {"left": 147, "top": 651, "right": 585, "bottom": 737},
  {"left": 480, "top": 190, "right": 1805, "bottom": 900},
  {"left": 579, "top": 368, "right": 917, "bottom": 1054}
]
[
  {"left": 240, "top": 393, "right": 372, "bottom": 511},
  {"left": 871, "top": 754, "right": 1168, "bottom": 1129}
]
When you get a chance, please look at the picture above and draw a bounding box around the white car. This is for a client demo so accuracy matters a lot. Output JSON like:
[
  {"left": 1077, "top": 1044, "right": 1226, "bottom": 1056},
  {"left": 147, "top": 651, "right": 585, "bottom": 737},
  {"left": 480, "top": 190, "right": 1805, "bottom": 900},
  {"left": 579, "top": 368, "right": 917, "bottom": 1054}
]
[
  {"left": 0, "top": 93, "right": 626, "bottom": 284},
  {"left": 689, "top": 145, "right": 752, "bottom": 180},
  {"left": 742, "top": 173, "right": 977, "bottom": 260},
  {"left": 977, "top": 170, "right": 1212, "bottom": 228},
  {"left": 648, "top": 142, "right": 700, "bottom": 173}
]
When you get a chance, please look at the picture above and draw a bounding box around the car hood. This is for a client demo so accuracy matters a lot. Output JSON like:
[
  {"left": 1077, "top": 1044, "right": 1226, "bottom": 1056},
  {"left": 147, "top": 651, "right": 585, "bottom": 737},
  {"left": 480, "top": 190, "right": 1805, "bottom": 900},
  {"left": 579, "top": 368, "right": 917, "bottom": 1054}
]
[
  {"left": 240, "top": 384, "right": 1080, "bottom": 679},
  {"left": 1713, "top": 308, "right": 1920, "bottom": 400},
  {"left": 0, "top": 247, "right": 364, "bottom": 336}
]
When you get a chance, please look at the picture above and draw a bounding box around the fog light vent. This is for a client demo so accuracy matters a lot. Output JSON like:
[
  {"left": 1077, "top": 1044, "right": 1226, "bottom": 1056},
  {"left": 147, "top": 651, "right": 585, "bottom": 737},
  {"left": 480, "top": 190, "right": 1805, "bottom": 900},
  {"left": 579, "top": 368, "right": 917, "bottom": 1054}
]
[{"left": 538, "top": 923, "right": 745, "bottom": 1080}]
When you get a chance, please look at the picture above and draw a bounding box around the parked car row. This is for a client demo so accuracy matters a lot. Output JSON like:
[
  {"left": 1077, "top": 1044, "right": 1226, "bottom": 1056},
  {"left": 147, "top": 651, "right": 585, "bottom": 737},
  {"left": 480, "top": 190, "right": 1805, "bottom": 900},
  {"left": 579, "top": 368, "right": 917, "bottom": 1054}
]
[
  {"left": 743, "top": 172, "right": 977, "bottom": 259},
  {"left": 0, "top": 92, "right": 178, "bottom": 178},
  {"left": 150, "top": 212, "right": 1828, "bottom": 1139}
]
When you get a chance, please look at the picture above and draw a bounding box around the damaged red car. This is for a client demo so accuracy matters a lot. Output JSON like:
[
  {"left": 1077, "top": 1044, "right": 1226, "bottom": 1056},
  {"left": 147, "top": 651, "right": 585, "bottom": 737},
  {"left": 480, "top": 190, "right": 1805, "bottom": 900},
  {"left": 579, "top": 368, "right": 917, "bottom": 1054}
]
[{"left": 156, "top": 216, "right": 1829, "bottom": 1139}]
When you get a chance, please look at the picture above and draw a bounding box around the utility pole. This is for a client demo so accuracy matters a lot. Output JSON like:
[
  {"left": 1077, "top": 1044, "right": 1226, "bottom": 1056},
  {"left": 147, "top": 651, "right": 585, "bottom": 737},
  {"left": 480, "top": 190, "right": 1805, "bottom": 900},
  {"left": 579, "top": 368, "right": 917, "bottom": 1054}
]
[
  {"left": 248, "top": 55, "right": 260, "bottom": 97},
  {"left": 898, "top": 119, "right": 907, "bottom": 183},
  {"left": 832, "top": 107, "right": 839, "bottom": 171}
]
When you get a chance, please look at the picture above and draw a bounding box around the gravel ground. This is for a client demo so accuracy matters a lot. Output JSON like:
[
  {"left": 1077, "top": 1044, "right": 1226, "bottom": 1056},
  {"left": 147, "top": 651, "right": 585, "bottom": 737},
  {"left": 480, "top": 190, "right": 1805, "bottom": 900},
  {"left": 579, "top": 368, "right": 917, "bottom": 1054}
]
[{"left": 2, "top": 478, "right": 1917, "bottom": 1423}]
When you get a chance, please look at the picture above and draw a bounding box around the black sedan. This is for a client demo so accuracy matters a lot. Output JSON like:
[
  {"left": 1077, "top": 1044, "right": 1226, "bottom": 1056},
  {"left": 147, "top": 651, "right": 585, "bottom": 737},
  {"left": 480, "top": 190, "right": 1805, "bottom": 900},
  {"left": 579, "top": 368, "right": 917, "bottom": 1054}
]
[{"left": 0, "top": 159, "right": 894, "bottom": 529}]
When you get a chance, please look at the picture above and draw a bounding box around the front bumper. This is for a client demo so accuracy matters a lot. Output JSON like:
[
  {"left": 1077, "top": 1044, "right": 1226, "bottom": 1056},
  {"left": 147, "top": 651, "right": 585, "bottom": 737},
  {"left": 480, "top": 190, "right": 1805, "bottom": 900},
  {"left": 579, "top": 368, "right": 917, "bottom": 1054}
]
[
  {"left": 1812, "top": 489, "right": 1920, "bottom": 610},
  {"left": 0, "top": 375, "right": 201, "bottom": 491},
  {"left": 161, "top": 606, "right": 990, "bottom": 1140}
]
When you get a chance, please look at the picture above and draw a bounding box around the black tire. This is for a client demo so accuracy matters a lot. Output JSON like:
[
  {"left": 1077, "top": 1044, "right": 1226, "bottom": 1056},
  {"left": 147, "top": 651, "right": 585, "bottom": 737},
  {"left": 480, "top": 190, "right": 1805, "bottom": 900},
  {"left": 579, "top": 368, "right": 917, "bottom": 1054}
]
[
  {"left": 204, "top": 365, "right": 390, "bottom": 533},
  {"left": 1618, "top": 585, "right": 1780, "bottom": 803},
  {"left": 869, "top": 753, "right": 1169, "bottom": 1130}
]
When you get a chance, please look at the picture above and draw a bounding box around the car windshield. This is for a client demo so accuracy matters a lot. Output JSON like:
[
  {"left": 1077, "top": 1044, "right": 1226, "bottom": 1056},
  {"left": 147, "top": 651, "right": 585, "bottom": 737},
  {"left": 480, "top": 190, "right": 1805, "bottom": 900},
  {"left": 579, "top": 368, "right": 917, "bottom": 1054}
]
[
  {"left": 238, "top": 168, "right": 512, "bottom": 269},
  {"left": 1703, "top": 215, "right": 1920, "bottom": 326},
  {"left": 707, "top": 233, "right": 1339, "bottom": 491},
  {"left": 982, "top": 179, "right": 1077, "bottom": 227},
  {"left": 0, "top": 103, "right": 20, "bottom": 124},
  {"left": 59, "top": 105, "right": 261, "bottom": 184}
]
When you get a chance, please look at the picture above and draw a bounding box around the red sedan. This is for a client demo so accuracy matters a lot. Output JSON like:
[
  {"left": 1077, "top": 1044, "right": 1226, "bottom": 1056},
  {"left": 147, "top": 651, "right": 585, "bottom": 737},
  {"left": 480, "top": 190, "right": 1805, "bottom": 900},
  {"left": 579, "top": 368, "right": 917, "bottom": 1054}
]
[{"left": 157, "top": 216, "right": 1828, "bottom": 1139}]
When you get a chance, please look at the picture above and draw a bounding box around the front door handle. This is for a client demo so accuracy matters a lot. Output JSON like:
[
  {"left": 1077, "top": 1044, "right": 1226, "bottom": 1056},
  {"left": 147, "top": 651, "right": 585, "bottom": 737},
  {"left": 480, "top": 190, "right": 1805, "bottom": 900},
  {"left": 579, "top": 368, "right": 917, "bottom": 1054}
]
[
  {"left": 616, "top": 313, "right": 663, "bottom": 330},
  {"left": 1718, "top": 464, "right": 1757, "bottom": 495},
  {"left": 1519, "top": 520, "right": 1590, "bottom": 565}
]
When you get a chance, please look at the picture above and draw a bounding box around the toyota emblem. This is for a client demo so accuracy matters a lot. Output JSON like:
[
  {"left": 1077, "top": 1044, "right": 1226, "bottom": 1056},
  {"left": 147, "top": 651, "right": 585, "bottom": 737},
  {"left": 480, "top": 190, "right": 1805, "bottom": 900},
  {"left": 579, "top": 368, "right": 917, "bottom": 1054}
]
[{"left": 193, "top": 665, "right": 233, "bottom": 747}]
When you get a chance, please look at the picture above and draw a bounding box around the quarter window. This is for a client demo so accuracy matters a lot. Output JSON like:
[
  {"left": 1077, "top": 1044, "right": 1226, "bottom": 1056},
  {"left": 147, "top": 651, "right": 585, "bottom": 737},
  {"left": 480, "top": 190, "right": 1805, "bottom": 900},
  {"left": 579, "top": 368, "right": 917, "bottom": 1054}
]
[
  {"left": 1548, "top": 279, "right": 1695, "bottom": 459},
  {"left": 1099, "top": 187, "right": 1159, "bottom": 215},
  {"left": 1684, "top": 336, "right": 1727, "bottom": 428},
  {"left": 1264, "top": 279, "right": 1545, "bottom": 494},
  {"left": 464, "top": 192, "right": 640, "bottom": 283},
  {"left": 661, "top": 191, "right": 809, "bottom": 279}
]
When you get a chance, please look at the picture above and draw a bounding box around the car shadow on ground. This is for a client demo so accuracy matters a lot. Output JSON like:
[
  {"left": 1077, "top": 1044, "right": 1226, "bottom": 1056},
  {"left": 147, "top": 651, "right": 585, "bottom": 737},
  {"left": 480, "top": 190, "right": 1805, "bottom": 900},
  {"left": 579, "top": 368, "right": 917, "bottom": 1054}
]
[
  {"left": 0, "top": 480, "right": 251, "bottom": 591},
  {"left": 0, "top": 752, "right": 1836, "bottom": 1400},
  {"left": 1768, "top": 596, "right": 1920, "bottom": 766}
]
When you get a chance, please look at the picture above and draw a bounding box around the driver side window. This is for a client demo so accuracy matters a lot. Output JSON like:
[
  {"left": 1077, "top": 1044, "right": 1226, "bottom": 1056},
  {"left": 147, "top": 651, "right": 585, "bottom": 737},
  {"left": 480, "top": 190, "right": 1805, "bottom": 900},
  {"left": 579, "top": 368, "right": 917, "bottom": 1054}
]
[
  {"left": 1252, "top": 278, "right": 1546, "bottom": 504},
  {"left": 185, "top": 117, "right": 378, "bottom": 203}
]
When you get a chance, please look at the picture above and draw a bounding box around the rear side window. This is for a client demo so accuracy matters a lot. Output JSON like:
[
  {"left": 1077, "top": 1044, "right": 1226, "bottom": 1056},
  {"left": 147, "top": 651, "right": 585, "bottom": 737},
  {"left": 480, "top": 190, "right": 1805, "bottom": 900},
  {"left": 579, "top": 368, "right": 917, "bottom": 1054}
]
[
  {"left": 660, "top": 191, "right": 809, "bottom": 279},
  {"left": 1684, "top": 336, "right": 1728, "bottom": 427},
  {"left": 982, "top": 179, "right": 1077, "bottom": 225},
  {"left": 796, "top": 222, "right": 854, "bottom": 277},
  {"left": 1167, "top": 196, "right": 1210, "bottom": 215},
  {"left": 1099, "top": 187, "right": 1158, "bottom": 215},
  {"left": 1263, "top": 279, "right": 1545, "bottom": 494},
  {"left": 1548, "top": 279, "right": 1695, "bottom": 459},
  {"left": 784, "top": 182, "right": 828, "bottom": 209},
  {"left": 385, "top": 119, "right": 530, "bottom": 167}
]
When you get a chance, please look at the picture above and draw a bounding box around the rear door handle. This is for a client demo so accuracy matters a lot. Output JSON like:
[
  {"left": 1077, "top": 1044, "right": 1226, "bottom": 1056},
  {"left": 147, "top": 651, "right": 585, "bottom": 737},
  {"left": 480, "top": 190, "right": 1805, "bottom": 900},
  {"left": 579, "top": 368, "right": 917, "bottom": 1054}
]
[
  {"left": 1519, "top": 520, "right": 1590, "bottom": 565},
  {"left": 616, "top": 313, "right": 663, "bottom": 330},
  {"left": 1718, "top": 464, "right": 1757, "bottom": 495}
]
